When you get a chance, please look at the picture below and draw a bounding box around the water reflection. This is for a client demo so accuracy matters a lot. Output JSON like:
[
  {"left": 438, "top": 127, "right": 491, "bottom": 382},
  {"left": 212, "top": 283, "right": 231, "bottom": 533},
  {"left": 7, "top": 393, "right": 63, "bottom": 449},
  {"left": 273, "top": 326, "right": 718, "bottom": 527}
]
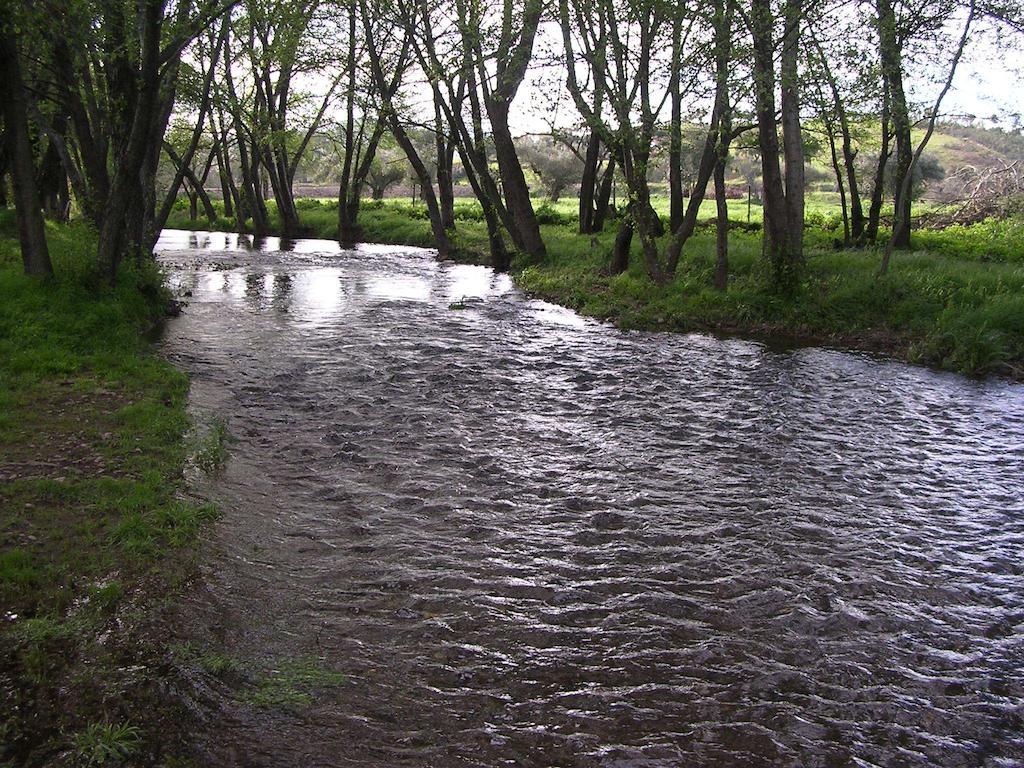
[
  {"left": 272, "top": 273, "right": 292, "bottom": 313},
  {"left": 156, "top": 231, "right": 1024, "bottom": 768},
  {"left": 158, "top": 228, "right": 345, "bottom": 255},
  {"left": 289, "top": 269, "right": 346, "bottom": 324},
  {"left": 363, "top": 274, "right": 432, "bottom": 302}
]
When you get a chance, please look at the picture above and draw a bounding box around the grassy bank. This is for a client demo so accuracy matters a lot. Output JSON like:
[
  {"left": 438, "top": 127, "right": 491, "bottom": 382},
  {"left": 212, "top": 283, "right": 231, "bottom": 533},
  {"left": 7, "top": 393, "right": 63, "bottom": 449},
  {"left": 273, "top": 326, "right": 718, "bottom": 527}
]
[
  {"left": 0, "top": 210, "right": 218, "bottom": 765},
  {"left": 166, "top": 198, "right": 1024, "bottom": 378}
]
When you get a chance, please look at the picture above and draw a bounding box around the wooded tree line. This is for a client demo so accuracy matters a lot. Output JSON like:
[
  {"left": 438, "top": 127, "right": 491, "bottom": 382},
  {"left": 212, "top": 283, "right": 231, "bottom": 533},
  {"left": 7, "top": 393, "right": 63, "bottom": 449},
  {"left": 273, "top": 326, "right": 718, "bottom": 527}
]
[{"left": 1, "top": 0, "right": 1020, "bottom": 292}]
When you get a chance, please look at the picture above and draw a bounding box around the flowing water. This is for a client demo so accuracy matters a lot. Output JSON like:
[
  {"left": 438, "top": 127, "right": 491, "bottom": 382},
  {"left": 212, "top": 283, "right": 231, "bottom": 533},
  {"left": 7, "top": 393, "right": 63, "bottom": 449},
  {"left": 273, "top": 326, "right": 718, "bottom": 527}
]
[{"left": 156, "top": 230, "right": 1024, "bottom": 767}]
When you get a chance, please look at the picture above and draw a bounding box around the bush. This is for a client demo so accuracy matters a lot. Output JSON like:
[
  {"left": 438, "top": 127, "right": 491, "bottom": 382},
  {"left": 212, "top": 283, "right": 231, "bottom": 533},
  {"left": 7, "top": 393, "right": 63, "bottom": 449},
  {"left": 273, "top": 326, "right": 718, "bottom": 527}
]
[
  {"left": 453, "top": 201, "right": 486, "bottom": 222},
  {"left": 914, "top": 217, "right": 1024, "bottom": 263},
  {"left": 534, "top": 202, "right": 577, "bottom": 226},
  {"left": 804, "top": 211, "right": 844, "bottom": 232}
]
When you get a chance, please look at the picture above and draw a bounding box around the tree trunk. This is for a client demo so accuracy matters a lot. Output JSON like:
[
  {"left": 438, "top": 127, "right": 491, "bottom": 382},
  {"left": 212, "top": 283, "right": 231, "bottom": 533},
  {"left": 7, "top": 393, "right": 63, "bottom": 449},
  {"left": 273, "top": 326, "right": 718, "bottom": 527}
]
[
  {"left": 435, "top": 100, "right": 456, "bottom": 231},
  {"left": 164, "top": 142, "right": 218, "bottom": 221},
  {"left": 610, "top": 216, "right": 633, "bottom": 275},
  {"left": 664, "top": 0, "right": 733, "bottom": 276},
  {"left": 880, "top": 0, "right": 973, "bottom": 275},
  {"left": 713, "top": 154, "right": 729, "bottom": 291},
  {"left": 781, "top": 0, "right": 805, "bottom": 263},
  {"left": 0, "top": 143, "right": 8, "bottom": 208},
  {"left": 153, "top": 23, "right": 223, "bottom": 239},
  {"left": 224, "top": 29, "right": 268, "bottom": 235},
  {"left": 454, "top": 138, "right": 510, "bottom": 271},
  {"left": 339, "top": 121, "right": 386, "bottom": 245},
  {"left": 668, "top": 16, "right": 684, "bottom": 232},
  {"left": 877, "top": 0, "right": 911, "bottom": 248},
  {"left": 262, "top": 147, "right": 301, "bottom": 236},
  {"left": 243, "top": 141, "right": 270, "bottom": 234},
  {"left": 385, "top": 110, "right": 453, "bottom": 259},
  {"left": 864, "top": 83, "right": 890, "bottom": 244},
  {"left": 593, "top": 157, "right": 615, "bottom": 231},
  {"left": 826, "top": 123, "right": 850, "bottom": 243},
  {"left": 0, "top": 29, "right": 53, "bottom": 277},
  {"left": 213, "top": 107, "right": 240, "bottom": 221},
  {"left": 751, "top": 0, "right": 796, "bottom": 293},
  {"left": 49, "top": 38, "right": 109, "bottom": 225},
  {"left": 337, "top": 187, "right": 359, "bottom": 243},
  {"left": 487, "top": 100, "right": 546, "bottom": 260},
  {"left": 185, "top": 177, "right": 198, "bottom": 220},
  {"left": 338, "top": 7, "right": 360, "bottom": 244},
  {"left": 812, "top": 37, "right": 863, "bottom": 243},
  {"left": 625, "top": 168, "right": 667, "bottom": 283},
  {"left": 215, "top": 139, "right": 235, "bottom": 219},
  {"left": 712, "top": 0, "right": 732, "bottom": 290},
  {"left": 94, "top": 0, "right": 164, "bottom": 280},
  {"left": 664, "top": 117, "right": 720, "bottom": 274},
  {"left": 37, "top": 113, "right": 69, "bottom": 221},
  {"left": 425, "top": 60, "right": 524, "bottom": 256},
  {"left": 579, "top": 129, "right": 601, "bottom": 233}
]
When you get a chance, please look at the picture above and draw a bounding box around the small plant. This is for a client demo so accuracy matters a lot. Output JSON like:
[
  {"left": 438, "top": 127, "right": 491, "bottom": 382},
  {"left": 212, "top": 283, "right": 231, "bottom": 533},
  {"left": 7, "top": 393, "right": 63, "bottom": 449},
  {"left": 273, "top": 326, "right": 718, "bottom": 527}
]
[
  {"left": 109, "top": 512, "right": 159, "bottom": 556},
  {"left": 198, "top": 651, "right": 241, "bottom": 678},
  {"left": 87, "top": 580, "right": 125, "bottom": 613},
  {"left": 244, "top": 656, "right": 345, "bottom": 711},
  {"left": 71, "top": 722, "right": 142, "bottom": 767},
  {"left": 173, "top": 642, "right": 243, "bottom": 680},
  {"left": 0, "top": 549, "right": 39, "bottom": 590},
  {"left": 13, "top": 616, "right": 76, "bottom": 684},
  {"left": 192, "top": 419, "right": 229, "bottom": 473}
]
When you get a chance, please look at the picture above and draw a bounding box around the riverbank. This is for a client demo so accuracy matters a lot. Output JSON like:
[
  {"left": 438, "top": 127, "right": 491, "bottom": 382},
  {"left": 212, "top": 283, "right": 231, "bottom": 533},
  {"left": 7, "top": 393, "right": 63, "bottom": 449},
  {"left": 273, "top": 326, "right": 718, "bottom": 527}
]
[
  {"left": 0, "top": 211, "right": 220, "bottom": 764},
  {"left": 166, "top": 200, "right": 1024, "bottom": 379}
]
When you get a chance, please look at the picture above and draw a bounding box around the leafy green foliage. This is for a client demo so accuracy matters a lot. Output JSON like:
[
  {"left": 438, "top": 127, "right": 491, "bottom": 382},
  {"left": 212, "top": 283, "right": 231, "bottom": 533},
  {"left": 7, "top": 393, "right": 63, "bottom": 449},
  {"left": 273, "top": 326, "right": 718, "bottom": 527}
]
[
  {"left": 193, "top": 419, "right": 230, "bottom": 473},
  {"left": 71, "top": 722, "right": 143, "bottom": 767},
  {"left": 913, "top": 218, "right": 1024, "bottom": 263}
]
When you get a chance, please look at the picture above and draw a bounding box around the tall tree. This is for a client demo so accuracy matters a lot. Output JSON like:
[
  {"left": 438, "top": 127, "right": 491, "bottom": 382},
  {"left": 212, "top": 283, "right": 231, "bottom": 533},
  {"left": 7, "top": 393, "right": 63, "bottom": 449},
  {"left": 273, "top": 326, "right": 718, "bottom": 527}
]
[
  {"left": 0, "top": 17, "right": 53, "bottom": 276},
  {"left": 875, "top": 0, "right": 913, "bottom": 248},
  {"left": 470, "top": 0, "right": 548, "bottom": 260},
  {"left": 359, "top": 0, "right": 453, "bottom": 258},
  {"left": 560, "top": 0, "right": 738, "bottom": 282},
  {"left": 237, "top": 0, "right": 341, "bottom": 237},
  {"left": 400, "top": 0, "right": 516, "bottom": 268},
  {"left": 29, "top": 0, "right": 237, "bottom": 278},
  {"left": 749, "top": 0, "right": 804, "bottom": 293},
  {"left": 154, "top": 19, "right": 228, "bottom": 240},
  {"left": 880, "top": 0, "right": 975, "bottom": 274}
]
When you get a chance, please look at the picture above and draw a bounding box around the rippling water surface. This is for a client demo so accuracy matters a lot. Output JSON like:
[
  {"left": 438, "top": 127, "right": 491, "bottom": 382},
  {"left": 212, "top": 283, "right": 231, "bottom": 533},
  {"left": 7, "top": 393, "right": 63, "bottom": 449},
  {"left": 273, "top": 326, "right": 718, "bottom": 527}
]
[{"left": 156, "top": 230, "right": 1024, "bottom": 767}]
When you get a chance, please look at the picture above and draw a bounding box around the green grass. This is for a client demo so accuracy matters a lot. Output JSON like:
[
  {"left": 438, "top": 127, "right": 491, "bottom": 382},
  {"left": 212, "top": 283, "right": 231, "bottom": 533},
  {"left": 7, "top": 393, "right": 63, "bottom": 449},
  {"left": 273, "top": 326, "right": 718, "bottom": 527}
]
[
  {"left": 0, "top": 208, "right": 214, "bottom": 764},
  {"left": 518, "top": 229, "right": 1024, "bottom": 376},
  {"left": 192, "top": 418, "right": 230, "bottom": 474},
  {"left": 168, "top": 195, "right": 1024, "bottom": 378},
  {"left": 173, "top": 643, "right": 345, "bottom": 711},
  {"left": 244, "top": 655, "right": 346, "bottom": 710},
  {"left": 70, "top": 722, "right": 143, "bottom": 767}
]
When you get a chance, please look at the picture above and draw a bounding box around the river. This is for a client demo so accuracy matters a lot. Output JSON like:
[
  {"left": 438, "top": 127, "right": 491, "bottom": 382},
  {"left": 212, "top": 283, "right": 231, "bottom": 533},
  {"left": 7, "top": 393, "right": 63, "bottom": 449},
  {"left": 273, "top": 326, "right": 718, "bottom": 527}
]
[{"left": 156, "top": 230, "right": 1024, "bottom": 767}]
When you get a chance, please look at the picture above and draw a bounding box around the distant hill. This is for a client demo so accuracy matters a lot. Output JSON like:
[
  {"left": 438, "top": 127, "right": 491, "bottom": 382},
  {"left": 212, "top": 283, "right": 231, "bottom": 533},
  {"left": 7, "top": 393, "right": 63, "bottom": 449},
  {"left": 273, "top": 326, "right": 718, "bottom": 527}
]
[{"left": 925, "top": 122, "right": 1024, "bottom": 172}]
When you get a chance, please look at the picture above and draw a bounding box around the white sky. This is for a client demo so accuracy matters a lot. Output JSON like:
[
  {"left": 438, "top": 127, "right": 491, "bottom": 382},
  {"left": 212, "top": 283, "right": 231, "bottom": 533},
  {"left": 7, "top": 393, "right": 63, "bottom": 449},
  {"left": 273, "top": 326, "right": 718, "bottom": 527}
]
[{"left": 946, "top": 44, "right": 1024, "bottom": 126}]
